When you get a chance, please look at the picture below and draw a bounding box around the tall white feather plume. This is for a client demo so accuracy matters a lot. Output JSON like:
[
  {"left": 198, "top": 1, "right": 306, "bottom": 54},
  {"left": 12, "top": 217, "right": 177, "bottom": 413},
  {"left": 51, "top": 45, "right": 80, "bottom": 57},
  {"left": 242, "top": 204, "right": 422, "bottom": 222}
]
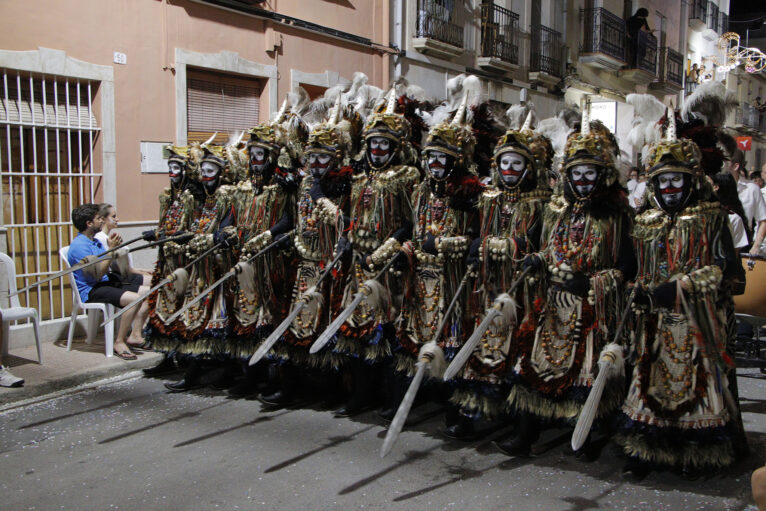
[
  {"left": 287, "top": 87, "right": 311, "bottom": 116},
  {"left": 535, "top": 116, "right": 572, "bottom": 160},
  {"left": 446, "top": 74, "right": 466, "bottom": 111},
  {"left": 681, "top": 80, "right": 738, "bottom": 126},
  {"left": 450, "top": 75, "right": 481, "bottom": 126},
  {"left": 506, "top": 102, "right": 535, "bottom": 130},
  {"left": 625, "top": 93, "right": 666, "bottom": 149},
  {"left": 272, "top": 99, "right": 289, "bottom": 123}
]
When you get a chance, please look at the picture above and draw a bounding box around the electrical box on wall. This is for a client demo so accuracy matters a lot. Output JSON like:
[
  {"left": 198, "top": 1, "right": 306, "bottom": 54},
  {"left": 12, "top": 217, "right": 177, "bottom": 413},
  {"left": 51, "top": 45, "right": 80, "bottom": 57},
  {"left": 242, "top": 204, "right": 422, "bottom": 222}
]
[{"left": 140, "top": 141, "right": 172, "bottom": 173}]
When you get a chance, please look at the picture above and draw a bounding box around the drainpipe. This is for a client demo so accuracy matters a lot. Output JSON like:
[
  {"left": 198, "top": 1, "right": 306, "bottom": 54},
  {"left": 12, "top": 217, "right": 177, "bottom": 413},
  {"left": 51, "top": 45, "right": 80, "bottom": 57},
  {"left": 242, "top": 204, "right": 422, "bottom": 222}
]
[
  {"left": 680, "top": 0, "right": 689, "bottom": 107},
  {"left": 393, "top": 0, "right": 403, "bottom": 80}
]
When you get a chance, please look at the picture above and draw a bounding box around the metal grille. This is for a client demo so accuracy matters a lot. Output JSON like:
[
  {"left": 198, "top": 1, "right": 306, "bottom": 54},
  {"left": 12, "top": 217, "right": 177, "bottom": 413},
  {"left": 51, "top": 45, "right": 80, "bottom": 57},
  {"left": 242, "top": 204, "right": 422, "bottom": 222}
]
[
  {"left": 719, "top": 13, "right": 728, "bottom": 34},
  {"left": 531, "top": 25, "right": 564, "bottom": 76},
  {"left": 690, "top": 0, "right": 707, "bottom": 22},
  {"left": 707, "top": 3, "right": 719, "bottom": 31},
  {"left": 0, "top": 70, "right": 101, "bottom": 321},
  {"left": 580, "top": 8, "right": 626, "bottom": 63},
  {"left": 480, "top": 3, "right": 520, "bottom": 65},
  {"left": 416, "top": 0, "right": 464, "bottom": 48},
  {"left": 658, "top": 47, "right": 684, "bottom": 86},
  {"left": 634, "top": 30, "right": 658, "bottom": 74}
]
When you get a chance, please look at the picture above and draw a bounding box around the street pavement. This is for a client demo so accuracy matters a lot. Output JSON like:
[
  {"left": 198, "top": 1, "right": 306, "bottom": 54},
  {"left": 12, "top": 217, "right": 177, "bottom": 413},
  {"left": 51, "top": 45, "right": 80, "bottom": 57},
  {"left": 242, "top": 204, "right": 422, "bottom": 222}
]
[{"left": 1, "top": 365, "right": 764, "bottom": 510}]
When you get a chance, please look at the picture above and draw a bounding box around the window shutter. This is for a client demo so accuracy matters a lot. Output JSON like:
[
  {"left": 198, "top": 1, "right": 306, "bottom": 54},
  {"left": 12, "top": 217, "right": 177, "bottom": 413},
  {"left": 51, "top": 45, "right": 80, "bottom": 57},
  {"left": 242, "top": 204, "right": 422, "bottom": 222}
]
[{"left": 187, "top": 71, "right": 260, "bottom": 144}]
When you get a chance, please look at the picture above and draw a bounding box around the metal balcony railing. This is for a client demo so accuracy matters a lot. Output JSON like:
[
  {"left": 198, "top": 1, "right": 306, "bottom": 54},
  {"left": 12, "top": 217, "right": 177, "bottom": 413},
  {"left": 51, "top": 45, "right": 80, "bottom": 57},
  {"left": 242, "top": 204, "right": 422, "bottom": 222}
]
[
  {"left": 707, "top": 2, "right": 719, "bottom": 31},
  {"left": 685, "top": 79, "right": 699, "bottom": 96},
  {"left": 632, "top": 30, "right": 658, "bottom": 74},
  {"left": 416, "top": 0, "right": 464, "bottom": 48},
  {"left": 580, "top": 8, "right": 626, "bottom": 62},
  {"left": 741, "top": 103, "right": 766, "bottom": 132},
  {"left": 531, "top": 25, "right": 565, "bottom": 77},
  {"left": 657, "top": 47, "right": 683, "bottom": 86},
  {"left": 690, "top": 0, "right": 707, "bottom": 23},
  {"left": 719, "top": 12, "right": 729, "bottom": 34},
  {"left": 480, "top": 3, "right": 520, "bottom": 65}
]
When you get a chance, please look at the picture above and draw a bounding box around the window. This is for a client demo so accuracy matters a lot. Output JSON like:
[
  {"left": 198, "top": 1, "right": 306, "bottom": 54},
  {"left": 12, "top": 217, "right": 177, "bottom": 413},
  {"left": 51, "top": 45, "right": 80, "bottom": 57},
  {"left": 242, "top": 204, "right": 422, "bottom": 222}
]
[{"left": 187, "top": 69, "right": 261, "bottom": 145}]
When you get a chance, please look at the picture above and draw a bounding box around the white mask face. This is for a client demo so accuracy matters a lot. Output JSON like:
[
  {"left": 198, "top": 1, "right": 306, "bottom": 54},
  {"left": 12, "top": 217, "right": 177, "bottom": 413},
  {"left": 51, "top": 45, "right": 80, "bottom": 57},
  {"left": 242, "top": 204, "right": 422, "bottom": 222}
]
[
  {"left": 426, "top": 150, "right": 451, "bottom": 180},
  {"left": 657, "top": 171, "right": 687, "bottom": 209},
  {"left": 200, "top": 161, "right": 222, "bottom": 192},
  {"left": 367, "top": 136, "right": 394, "bottom": 168},
  {"left": 168, "top": 161, "right": 184, "bottom": 186},
  {"left": 308, "top": 152, "right": 334, "bottom": 178},
  {"left": 498, "top": 151, "right": 527, "bottom": 187},
  {"left": 249, "top": 146, "right": 270, "bottom": 176},
  {"left": 569, "top": 164, "right": 599, "bottom": 197}
]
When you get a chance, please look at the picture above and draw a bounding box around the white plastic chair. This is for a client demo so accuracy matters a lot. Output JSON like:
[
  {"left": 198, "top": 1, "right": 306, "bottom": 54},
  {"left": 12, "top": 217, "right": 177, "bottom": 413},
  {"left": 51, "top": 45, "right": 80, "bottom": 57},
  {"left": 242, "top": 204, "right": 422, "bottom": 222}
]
[
  {"left": 60, "top": 246, "right": 116, "bottom": 357},
  {"left": 0, "top": 252, "right": 43, "bottom": 364}
]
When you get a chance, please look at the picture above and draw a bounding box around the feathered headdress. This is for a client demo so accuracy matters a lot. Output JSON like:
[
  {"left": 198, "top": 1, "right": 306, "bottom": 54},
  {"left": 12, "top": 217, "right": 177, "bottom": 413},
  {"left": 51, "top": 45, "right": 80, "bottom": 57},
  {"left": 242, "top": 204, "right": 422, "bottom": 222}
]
[
  {"left": 493, "top": 110, "right": 553, "bottom": 189},
  {"left": 363, "top": 88, "right": 418, "bottom": 167},
  {"left": 563, "top": 100, "right": 620, "bottom": 187},
  {"left": 304, "top": 95, "right": 363, "bottom": 166},
  {"left": 200, "top": 132, "right": 247, "bottom": 184}
]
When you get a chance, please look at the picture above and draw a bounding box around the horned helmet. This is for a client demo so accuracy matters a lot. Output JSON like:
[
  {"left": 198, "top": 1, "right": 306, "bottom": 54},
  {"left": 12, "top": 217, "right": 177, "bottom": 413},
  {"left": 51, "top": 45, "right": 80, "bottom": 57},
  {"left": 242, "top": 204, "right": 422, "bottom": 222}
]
[
  {"left": 362, "top": 89, "right": 417, "bottom": 171},
  {"left": 304, "top": 96, "right": 362, "bottom": 180},
  {"left": 198, "top": 134, "right": 247, "bottom": 196},
  {"left": 492, "top": 111, "right": 553, "bottom": 192}
]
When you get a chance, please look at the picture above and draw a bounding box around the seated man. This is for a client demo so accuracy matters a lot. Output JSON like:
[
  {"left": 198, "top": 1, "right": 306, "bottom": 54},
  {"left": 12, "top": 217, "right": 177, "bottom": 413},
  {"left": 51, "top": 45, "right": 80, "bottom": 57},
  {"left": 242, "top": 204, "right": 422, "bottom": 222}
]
[{"left": 68, "top": 204, "right": 150, "bottom": 360}]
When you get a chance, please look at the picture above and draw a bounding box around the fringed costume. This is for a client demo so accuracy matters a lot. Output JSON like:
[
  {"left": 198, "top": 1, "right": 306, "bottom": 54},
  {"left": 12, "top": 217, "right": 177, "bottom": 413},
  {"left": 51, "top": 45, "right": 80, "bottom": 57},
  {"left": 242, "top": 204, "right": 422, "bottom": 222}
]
[
  {"left": 499, "top": 115, "right": 636, "bottom": 457},
  {"left": 615, "top": 120, "right": 743, "bottom": 473},
  {"left": 145, "top": 144, "right": 202, "bottom": 351},
  {"left": 451, "top": 115, "right": 553, "bottom": 422}
]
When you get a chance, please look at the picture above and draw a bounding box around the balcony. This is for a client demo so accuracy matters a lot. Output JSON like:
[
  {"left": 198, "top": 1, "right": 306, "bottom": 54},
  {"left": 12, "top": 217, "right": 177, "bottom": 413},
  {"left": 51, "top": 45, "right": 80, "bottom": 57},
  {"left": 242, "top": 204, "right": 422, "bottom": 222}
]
[
  {"left": 701, "top": 1, "right": 720, "bottom": 41},
  {"left": 413, "top": 0, "right": 464, "bottom": 60},
  {"left": 579, "top": 7, "right": 626, "bottom": 72},
  {"left": 739, "top": 103, "right": 766, "bottom": 132},
  {"left": 530, "top": 25, "right": 565, "bottom": 88},
  {"left": 621, "top": 30, "right": 658, "bottom": 84},
  {"left": 478, "top": 3, "right": 520, "bottom": 73},
  {"left": 689, "top": 0, "right": 707, "bottom": 31},
  {"left": 719, "top": 12, "right": 729, "bottom": 34},
  {"left": 649, "top": 47, "right": 684, "bottom": 94}
]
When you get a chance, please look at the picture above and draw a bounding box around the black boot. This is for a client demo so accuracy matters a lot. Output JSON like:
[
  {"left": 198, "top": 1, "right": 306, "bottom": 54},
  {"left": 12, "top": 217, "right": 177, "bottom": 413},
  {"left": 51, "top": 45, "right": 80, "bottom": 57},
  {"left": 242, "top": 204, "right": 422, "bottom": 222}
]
[
  {"left": 378, "top": 367, "right": 407, "bottom": 422},
  {"left": 227, "top": 362, "right": 263, "bottom": 397},
  {"left": 621, "top": 457, "right": 651, "bottom": 481},
  {"left": 164, "top": 360, "right": 203, "bottom": 392},
  {"left": 335, "top": 360, "right": 376, "bottom": 417},
  {"left": 209, "top": 361, "right": 238, "bottom": 390},
  {"left": 143, "top": 354, "right": 177, "bottom": 377},
  {"left": 494, "top": 414, "right": 540, "bottom": 457},
  {"left": 442, "top": 406, "right": 476, "bottom": 440},
  {"left": 258, "top": 363, "right": 298, "bottom": 408}
]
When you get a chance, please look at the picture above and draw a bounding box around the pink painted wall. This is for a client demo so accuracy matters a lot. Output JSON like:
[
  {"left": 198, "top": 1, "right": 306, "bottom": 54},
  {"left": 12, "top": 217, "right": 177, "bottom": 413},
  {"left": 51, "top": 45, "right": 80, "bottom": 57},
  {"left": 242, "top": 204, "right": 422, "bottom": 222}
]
[{"left": 0, "top": 0, "right": 388, "bottom": 221}]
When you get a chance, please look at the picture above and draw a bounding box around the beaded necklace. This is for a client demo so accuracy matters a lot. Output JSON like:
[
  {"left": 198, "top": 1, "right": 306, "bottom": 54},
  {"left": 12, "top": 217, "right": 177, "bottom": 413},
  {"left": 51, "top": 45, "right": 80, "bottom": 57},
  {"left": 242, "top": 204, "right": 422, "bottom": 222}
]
[{"left": 191, "top": 196, "right": 219, "bottom": 234}]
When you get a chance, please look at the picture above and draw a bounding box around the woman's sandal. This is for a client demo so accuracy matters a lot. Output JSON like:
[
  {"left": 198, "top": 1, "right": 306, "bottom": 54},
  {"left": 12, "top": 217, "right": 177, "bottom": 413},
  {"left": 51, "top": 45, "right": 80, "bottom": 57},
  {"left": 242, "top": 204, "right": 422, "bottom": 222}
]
[{"left": 114, "top": 350, "right": 138, "bottom": 361}]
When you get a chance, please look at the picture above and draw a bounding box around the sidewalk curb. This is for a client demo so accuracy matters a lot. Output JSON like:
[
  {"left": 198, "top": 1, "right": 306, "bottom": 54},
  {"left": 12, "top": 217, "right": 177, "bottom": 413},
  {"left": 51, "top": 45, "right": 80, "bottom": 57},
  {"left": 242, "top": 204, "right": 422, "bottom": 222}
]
[{"left": 0, "top": 353, "right": 162, "bottom": 411}]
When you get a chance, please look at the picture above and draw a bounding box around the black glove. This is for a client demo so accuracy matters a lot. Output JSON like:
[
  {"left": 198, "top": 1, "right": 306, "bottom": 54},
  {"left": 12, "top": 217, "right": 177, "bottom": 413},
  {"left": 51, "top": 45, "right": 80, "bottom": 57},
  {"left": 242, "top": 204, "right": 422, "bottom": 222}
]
[
  {"left": 274, "top": 232, "right": 292, "bottom": 250},
  {"left": 629, "top": 285, "right": 650, "bottom": 307},
  {"left": 652, "top": 281, "right": 677, "bottom": 309},
  {"left": 522, "top": 254, "right": 543, "bottom": 271},
  {"left": 335, "top": 237, "right": 352, "bottom": 256},
  {"left": 175, "top": 232, "right": 194, "bottom": 244},
  {"left": 393, "top": 250, "right": 410, "bottom": 272},
  {"left": 142, "top": 229, "right": 157, "bottom": 242},
  {"left": 562, "top": 271, "right": 590, "bottom": 297},
  {"left": 360, "top": 253, "right": 373, "bottom": 271},
  {"left": 309, "top": 180, "right": 325, "bottom": 202},
  {"left": 422, "top": 233, "right": 437, "bottom": 255},
  {"left": 214, "top": 230, "right": 238, "bottom": 248},
  {"left": 713, "top": 258, "right": 726, "bottom": 270}
]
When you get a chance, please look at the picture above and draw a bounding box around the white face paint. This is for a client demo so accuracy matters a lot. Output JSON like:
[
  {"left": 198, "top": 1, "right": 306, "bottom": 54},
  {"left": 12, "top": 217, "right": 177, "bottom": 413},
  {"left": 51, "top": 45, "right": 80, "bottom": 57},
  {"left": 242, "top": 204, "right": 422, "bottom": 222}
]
[
  {"left": 200, "top": 161, "right": 222, "bottom": 192},
  {"left": 168, "top": 161, "right": 184, "bottom": 186},
  {"left": 249, "top": 146, "right": 270, "bottom": 175},
  {"left": 308, "top": 152, "right": 334, "bottom": 178},
  {"left": 569, "top": 164, "right": 599, "bottom": 197},
  {"left": 367, "top": 136, "right": 394, "bottom": 168},
  {"left": 426, "top": 150, "right": 450, "bottom": 180},
  {"left": 657, "top": 171, "right": 687, "bottom": 209},
  {"left": 498, "top": 151, "right": 527, "bottom": 187}
]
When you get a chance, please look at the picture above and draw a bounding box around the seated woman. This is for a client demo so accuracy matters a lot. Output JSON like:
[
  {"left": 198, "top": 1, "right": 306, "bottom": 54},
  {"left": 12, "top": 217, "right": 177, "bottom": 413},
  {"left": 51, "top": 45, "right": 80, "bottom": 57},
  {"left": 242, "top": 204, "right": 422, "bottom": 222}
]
[{"left": 95, "top": 203, "right": 153, "bottom": 282}]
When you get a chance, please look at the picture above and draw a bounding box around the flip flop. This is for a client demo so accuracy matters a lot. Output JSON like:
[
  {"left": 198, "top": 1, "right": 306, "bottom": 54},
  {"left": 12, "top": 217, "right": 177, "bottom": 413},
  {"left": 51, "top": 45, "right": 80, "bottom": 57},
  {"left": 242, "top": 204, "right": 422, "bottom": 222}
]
[
  {"left": 126, "top": 341, "right": 152, "bottom": 351},
  {"left": 114, "top": 350, "right": 138, "bottom": 361}
]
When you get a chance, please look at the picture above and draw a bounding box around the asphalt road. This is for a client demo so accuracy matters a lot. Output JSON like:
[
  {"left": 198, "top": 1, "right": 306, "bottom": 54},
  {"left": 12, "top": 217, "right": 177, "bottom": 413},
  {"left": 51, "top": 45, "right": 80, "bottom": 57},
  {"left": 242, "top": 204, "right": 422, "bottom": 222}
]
[{"left": 1, "top": 367, "right": 765, "bottom": 511}]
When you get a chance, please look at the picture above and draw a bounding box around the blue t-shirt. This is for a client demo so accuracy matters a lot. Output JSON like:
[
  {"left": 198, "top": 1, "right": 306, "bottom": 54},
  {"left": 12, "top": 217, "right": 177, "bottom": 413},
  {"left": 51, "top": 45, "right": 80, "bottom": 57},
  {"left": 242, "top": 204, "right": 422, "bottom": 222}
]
[{"left": 68, "top": 233, "right": 108, "bottom": 302}]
